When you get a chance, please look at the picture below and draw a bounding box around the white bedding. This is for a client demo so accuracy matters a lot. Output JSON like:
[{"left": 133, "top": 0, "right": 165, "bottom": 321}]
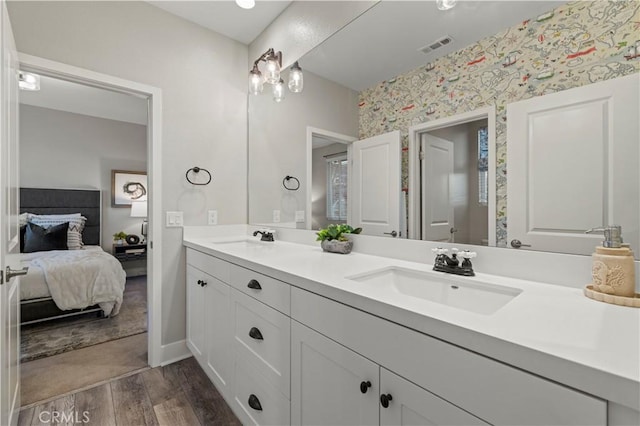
[{"left": 20, "top": 246, "right": 126, "bottom": 316}]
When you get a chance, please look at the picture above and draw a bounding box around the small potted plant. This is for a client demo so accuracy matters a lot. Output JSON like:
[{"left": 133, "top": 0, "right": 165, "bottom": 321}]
[
  {"left": 316, "top": 224, "right": 362, "bottom": 254},
  {"left": 113, "top": 231, "right": 127, "bottom": 245}
]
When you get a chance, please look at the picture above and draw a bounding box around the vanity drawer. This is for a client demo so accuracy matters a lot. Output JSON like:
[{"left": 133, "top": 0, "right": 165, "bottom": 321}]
[
  {"left": 292, "top": 287, "right": 607, "bottom": 426},
  {"left": 231, "top": 288, "right": 290, "bottom": 398},
  {"left": 228, "top": 262, "right": 290, "bottom": 314},
  {"left": 233, "top": 354, "right": 290, "bottom": 426},
  {"left": 186, "top": 248, "right": 230, "bottom": 283}
]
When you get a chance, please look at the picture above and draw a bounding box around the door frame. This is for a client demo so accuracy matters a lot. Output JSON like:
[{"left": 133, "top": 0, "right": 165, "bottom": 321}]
[
  {"left": 17, "top": 53, "right": 163, "bottom": 367},
  {"left": 305, "top": 127, "right": 357, "bottom": 230},
  {"left": 407, "top": 106, "right": 496, "bottom": 245}
]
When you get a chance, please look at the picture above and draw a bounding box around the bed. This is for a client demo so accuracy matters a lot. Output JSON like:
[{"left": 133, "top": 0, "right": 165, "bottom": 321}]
[{"left": 19, "top": 188, "right": 126, "bottom": 325}]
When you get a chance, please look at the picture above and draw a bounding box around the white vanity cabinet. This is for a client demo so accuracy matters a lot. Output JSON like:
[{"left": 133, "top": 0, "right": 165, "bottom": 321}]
[{"left": 186, "top": 246, "right": 611, "bottom": 426}]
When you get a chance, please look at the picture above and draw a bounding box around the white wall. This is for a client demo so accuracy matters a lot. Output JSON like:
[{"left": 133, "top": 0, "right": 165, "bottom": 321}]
[
  {"left": 8, "top": 1, "right": 248, "bottom": 346},
  {"left": 19, "top": 105, "right": 147, "bottom": 251},
  {"left": 248, "top": 70, "right": 358, "bottom": 226}
]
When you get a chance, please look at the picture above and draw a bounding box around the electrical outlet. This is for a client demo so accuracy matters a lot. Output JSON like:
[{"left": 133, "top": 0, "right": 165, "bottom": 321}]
[
  {"left": 273, "top": 210, "right": 281, "bottom": 223},
  {"left": 166, "top": 211, "right": 183, "bottom": 227},
  {"left": 208, "top": 210, "right": 218, "bottom": 225},
  {"left": 295, "top": 210, "right": 305, "bottom": 222}
]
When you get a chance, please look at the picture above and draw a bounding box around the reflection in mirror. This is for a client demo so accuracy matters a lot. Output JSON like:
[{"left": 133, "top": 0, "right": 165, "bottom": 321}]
[{"left": 249, "top": 0, "right": 640, "bottom": 257}]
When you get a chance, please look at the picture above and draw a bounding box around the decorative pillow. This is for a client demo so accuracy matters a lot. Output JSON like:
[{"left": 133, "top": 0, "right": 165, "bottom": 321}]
[
  {"left": 19, "top": 212, "right": 32, "bottom": 227},
  {"left": 23, "top": 222, "right": 69, "bottom": 253},
  {"left": 28, "top": 213, "right": 87, "bottom": 250}
]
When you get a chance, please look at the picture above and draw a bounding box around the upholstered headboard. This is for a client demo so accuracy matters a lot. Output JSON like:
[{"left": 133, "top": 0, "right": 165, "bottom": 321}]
[{"left": 20, "top": 188, "right": 101, "bottom": 246}]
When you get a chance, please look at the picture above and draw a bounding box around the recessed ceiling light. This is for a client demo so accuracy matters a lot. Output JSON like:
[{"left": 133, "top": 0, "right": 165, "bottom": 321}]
[
  {"left": 236, "top": 0, "right": 255, "bottom": 10},
  {"left": 436, "top": 0, "right": 457, "bottom": 11}
]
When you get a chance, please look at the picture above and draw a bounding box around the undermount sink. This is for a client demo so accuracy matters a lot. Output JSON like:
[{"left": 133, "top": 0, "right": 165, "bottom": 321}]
[
  {"left": 208, "top": 237, "right": 269, "bottom": 247},
  {"left": 346, "top": 267, "right": 522, "bottom": 315}
]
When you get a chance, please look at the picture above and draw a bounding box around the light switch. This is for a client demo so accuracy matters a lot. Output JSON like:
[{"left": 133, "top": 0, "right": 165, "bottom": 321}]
[
  {"left": 295, "top": 210, "right": 305, "bottom": 222},
  {"left": 208, "top": 210, "right": 218, "bottom": 225},
  {"left": 166, "top": 211, "right": 184, "bottom": 227}
]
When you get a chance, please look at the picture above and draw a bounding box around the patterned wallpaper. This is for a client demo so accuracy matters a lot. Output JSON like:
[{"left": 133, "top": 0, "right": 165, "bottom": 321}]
[{"left": 358, "top": 0, "right": 640, "bottom": 246}]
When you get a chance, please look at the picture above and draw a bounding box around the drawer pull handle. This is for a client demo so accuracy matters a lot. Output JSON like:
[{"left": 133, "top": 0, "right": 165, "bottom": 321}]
[
  {"left": 380, "top": 393, "right": 393, "bottom": 408},
  {"left": 247, "top": 279, "right": 262, "bottom": 290},
  {"left": 248, "top": 394, "right": 263, "bottom": 411},
  {"left": 360, "top": 381, "right": 371, "bottom": 394},
  {"left": 249, "top": 327, "right": 264, "bottom": 340}
]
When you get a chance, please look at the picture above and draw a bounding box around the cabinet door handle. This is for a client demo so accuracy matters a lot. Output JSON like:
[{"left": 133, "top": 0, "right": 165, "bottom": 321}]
[
  {"left": 247, "top": 279, "right": 262, "bottom": 290},
  {"left": 360, "top": 381, "right": 371, "bottom": 394},
  {"left": 249, "top": 327, "right": 264, "bottom": 340},
  {"left": 197, "top": 279, "right": 203, "bottom": 286},
  {"left": 248, "top": 394, "right": 263, "bottom": 411},
  {"left": 380, "top": 393, "right": 393, "bottom": 408}
]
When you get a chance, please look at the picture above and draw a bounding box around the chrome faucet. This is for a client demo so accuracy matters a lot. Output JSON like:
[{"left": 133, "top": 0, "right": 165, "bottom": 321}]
[
  {"left": 431, "top": 248, "right": 476, "bottom": 276},
  {"left": 253, "top": 230, "right": 275, "bottom": 242}
]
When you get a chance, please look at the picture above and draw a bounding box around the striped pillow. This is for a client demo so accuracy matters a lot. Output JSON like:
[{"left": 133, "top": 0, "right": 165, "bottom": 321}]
[{"left": 28, "top": 213, "right": 87, "bottom": 250}]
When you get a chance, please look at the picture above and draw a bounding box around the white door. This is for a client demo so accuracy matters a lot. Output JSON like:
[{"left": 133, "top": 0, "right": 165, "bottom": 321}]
[
  {"left": 291, "top": 321, "right": 379, "bottom": 426},
  {"left": 507, "top": 74, "right": 639, "bottom": 256},
  {"left": 0, "top": 2, "right": 21, "bottom": 425},
  {"left": 379, "top": 368, "right": 488, "bottom": 426},
  {"left": 205, "top": 275, "right": 231, "bottom": 395},
  {"left": 351, "top": 131, "right": 401, "bottom": 237},
  {"left": 185, "top": 266, "right": 206, "bottom": 360},
  {"left": 421, "top": 134, "right": 455, "bottom": 242}
]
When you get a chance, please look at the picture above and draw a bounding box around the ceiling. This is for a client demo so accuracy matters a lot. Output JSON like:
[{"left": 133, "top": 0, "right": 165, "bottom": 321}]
[
  {"left": 20, "top": 75, "right": 148, "bottom": 125},
  {"left": 148, "top": 0, "right": 292, "bottom": 45},
  {"left": 301, "top": 1, "right": 568, "bottom": 91}
]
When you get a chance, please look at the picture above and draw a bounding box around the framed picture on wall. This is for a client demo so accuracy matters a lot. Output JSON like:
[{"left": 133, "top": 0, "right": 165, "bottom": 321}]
[{"left": 111, "top": 170, "right": 148, "bottom": 207}]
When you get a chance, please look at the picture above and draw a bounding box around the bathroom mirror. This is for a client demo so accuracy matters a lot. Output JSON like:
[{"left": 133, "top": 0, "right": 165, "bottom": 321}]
[{"left": 248, "top": 0, "right": 640, "bottom": 257}]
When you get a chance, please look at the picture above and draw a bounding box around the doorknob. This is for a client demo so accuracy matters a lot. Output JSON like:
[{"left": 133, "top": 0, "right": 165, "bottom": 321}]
[
  {"left": 450, "top": 227, "right": 458, "bottom": 234},
  {"left": 510, "top": 239, "right": 532, "bottom": 249},
  {"left": 383, "top": 230, "right": 398, "bottom": 238},
  {"left": 3, "top": 266, "right": 28, "bottom": 284}
]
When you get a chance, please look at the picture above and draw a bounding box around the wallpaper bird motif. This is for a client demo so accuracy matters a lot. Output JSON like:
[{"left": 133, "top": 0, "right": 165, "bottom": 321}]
[{"left": 358, "top": 0, "right": 640, "bottom": 246}]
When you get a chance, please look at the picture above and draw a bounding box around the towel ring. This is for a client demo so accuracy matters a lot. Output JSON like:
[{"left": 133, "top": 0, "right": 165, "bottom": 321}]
[
  {"left": 283, "top": 175, "right": 300, "bottom": 191},
  {"left": 186, "top": 167, "right": 212, "bottom": 186}
]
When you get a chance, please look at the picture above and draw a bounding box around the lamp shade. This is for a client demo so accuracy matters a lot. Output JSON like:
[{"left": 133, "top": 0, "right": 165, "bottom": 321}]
[{"left": 130, "top": 200, "right": 148, "bottom": 218}]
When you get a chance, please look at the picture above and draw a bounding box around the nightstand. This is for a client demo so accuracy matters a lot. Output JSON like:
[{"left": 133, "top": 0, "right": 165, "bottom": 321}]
[{"left": 112, "top": 243, "right": 147, "bottom": 277}]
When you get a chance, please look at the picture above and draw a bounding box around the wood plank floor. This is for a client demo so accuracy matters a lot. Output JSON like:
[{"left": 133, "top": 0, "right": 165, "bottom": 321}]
[{"left": 18, "top": 357, "right": 240, "bottom": 426}]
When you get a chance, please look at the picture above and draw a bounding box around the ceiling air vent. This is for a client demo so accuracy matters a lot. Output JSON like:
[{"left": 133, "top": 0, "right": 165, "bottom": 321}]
[{"left": 419, "top": 36, "right": 453, "bottom": 54}]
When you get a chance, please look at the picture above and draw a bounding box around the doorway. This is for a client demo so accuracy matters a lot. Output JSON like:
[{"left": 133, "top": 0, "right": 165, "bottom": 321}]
[
  {"left": 408, "top": 107, "right": 496, "bottom": 245},
  {"left": 15, "top": 53, "right": 163, "bottom": 407}
]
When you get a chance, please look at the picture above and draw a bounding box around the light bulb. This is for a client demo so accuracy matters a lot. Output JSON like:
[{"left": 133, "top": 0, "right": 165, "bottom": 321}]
[
  {"left": 249, "top": 66, "right": 263, "bottom": 95},
  {"left": 235, "top": 0, "right": 255, "bottom": 9},
  {"left": 436, "top": 0, "right": 457, "bottom": 11},
  {"left": 273, "top": 79, "right": 285, "bottom": 103},
  {"left": 264, "top": 55, "right": 281, "bottom": 84},
  {"left": 288, "top": 61, "right": 304, "bottom": 93}
]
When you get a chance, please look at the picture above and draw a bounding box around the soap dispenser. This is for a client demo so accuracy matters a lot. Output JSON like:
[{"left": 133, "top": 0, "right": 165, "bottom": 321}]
[{"left": 586, "top": 226, "right": 636, "bottom": 297}]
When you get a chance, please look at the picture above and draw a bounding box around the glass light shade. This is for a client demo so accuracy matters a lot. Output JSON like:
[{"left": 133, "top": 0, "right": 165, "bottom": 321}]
[
  {"left": 273, "top": 79, "right": 285, "bottom": 103},
  {"left": 288, "top": 62, "right": 304, "bottom": 93},
  {"left": 235, "top": 0, "right": 255, "bottom": 9},
  {"left": 264, "top": 56, "right": 281, "bottom": 84},
  {"left": 18, "top": 71, "right": 40, "bottom": 91},
  {"left": 130, "top": 200, "right": 148, "bottom": 218},
  {"left": 436, "top": 0, "right": 457, "bottom": 10},
  {"left": 249, "top": 68, "right": 263, "bottom": 95}
]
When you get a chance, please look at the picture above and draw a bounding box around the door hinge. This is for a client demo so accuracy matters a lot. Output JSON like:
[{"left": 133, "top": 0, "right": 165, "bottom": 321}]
[{"left": 419, "top": 149, "right": 425, "bottom": 161}]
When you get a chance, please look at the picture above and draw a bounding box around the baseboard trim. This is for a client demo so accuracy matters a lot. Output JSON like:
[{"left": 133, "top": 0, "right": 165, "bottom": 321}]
[{"left": 160, "top": 339, "right": 192, "bottom": 366}]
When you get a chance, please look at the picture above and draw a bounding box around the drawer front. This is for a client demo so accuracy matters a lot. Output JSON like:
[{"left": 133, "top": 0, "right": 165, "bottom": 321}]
[
  {"left": 186, "top": 248, "right": 230, "bottom": 283},
  {"left": 233, "top": 357, "right": 290, "bottom": 426},
  {"left": 228, "top": 262, "right": 290, "bottom": 314},
  {"left": 232, "top": 289, "right": 290, "bottom": 398},
  {"left": 292, "top": 287, "right": 607, "bottom": 426}
]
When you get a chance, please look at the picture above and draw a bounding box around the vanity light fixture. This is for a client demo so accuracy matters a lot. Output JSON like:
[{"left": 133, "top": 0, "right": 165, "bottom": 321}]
[
  {"left": 288, "top": 61, "right": 304, "bottom": 93},
  {"left": 235, "top": 0, "right": 255, "bottom": 10},
  {"left": 273, "top": 78, "right": 285, "bottom": 102},
  {"left": 436, "top": 0, "right": 457, "bottom": 11},
  {"left": 249, "top": 48, "right": 304, "bottom": 101},
  {"left": 18, "top": 71, "right": 40, "bottom": 91}
]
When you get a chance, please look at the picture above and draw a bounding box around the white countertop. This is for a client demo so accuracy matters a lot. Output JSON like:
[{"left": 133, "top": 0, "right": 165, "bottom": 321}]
[{"left": 183, "top": 235, "right": 640, "bottom": 410}]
